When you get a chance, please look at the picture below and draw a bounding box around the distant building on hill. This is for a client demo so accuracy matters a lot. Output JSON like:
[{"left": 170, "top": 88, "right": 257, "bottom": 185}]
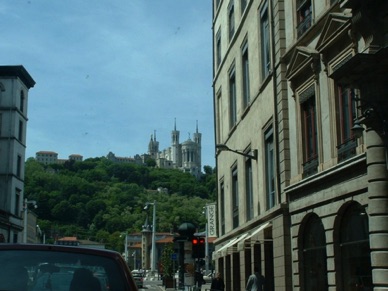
[
  {"left": 35, "top": 120, "right": 202, "bottom": 178},
  {"left": 149, "top": 120, "right": 202, "bottom": 178},
  {"left": 106, "top": 151, "right": 143, "bottom": 165},
  {"left": 35, "top": 151, "right": 83, "bottom": 165},
  {"left": 106, "top": 120, "right": 203, "bottom": 178}
]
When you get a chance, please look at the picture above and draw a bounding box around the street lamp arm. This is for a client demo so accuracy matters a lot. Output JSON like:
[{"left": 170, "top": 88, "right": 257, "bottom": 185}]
[{"left": 216, "top": 144, "right": 258, "bottom": 160}]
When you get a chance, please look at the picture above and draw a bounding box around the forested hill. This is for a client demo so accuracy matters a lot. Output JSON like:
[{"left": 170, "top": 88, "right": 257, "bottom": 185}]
[{"left": 24, "top": 157, "right": 216, "bottom": 251}]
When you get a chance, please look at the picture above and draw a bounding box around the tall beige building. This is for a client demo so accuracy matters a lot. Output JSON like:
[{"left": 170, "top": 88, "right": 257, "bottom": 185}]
[
  {"left": 0, "top": 66, "right": 35, "bottom": 243},
  {"left": 213, "top": 0, "right": 387, "bottom": 290}
]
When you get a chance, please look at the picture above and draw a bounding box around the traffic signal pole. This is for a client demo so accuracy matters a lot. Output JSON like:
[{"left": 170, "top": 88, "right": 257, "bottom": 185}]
[{"left": 205, "top": 221, "right": 209, "bottom": 274}]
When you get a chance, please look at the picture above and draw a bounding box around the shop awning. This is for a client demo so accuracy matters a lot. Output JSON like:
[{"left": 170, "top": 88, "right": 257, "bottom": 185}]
[
  {"left": 214, "top": 236, "right": 239, "bottom": 254},
  {"left": 244, "top": 222, "right": 271, "bottom": 241},
  {"left": 237, "top": 222, "right": 271, "bottom": 251},
  {"left": 213, "top": 222, "right": 272, "bottom": 259}
]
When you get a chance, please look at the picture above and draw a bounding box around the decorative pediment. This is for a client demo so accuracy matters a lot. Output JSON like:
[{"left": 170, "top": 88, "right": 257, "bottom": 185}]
[
  {"left": 286, "top": 46, "right": 319, "bottom": 81},
  {"left": 316, "top": 12, "right": 352, "bottom": 52},
  {"left": 286, "top": 46, "right": 320, "bottom": 98}
]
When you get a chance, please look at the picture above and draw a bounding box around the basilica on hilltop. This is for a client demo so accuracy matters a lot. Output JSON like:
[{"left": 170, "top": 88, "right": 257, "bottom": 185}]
[{"left": 148, "top": 120, "right": 202, "bottom": 178}]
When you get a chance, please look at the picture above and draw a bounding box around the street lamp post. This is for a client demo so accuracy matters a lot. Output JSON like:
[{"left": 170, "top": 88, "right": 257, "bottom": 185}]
[
  {"left": 144, "top": 200, "right": 157, "bottom": 276},
  {"left": 124, "top": 232, "right": 128, "bottom": 264},
  {"left": 132, "top": 251, "right": 136, "bottom": 270},
  {"left": 23, "top": 198, "right": 37, "bottom": 243},
  {"left": 36, "top": 225, "right": 45, "bottom": 244},
  {"left": 203, "top": 206, "right": 209, "bottom": 274},
  {"left": 121, "top": 231, "right": 128, "bottom": 264},
  {"left": 205, "top": 214, "right": 209, "bottom": 275}
]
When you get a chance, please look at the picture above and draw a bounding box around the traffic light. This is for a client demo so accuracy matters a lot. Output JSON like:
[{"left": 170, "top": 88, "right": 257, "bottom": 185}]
[{"left": 191, "top": 236, "right": 205, "bottom": 258}]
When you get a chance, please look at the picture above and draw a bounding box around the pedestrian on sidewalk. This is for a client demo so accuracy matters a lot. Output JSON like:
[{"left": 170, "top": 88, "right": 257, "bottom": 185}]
[
  {"left": 210, "top": 272, "right": 225, "bottom": 291},
  {"left": 245, "top": 267, "right": 265, "bottom": 291}
]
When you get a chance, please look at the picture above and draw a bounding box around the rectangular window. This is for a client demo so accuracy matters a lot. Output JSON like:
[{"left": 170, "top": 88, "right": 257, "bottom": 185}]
[
  {"left": 18, "top": 120, "right": 23, "bottom": 142},
  {"left": 242, "top": 41, "right": 250, "bottom": 109},
  {"left": 229, "top": 68, "right": 237, "bottom": 128},
  {"left": 228, "top": 1, "right": 235, "bottom": 41},
  {"left": 216, "top": 28, "right": 222, "bottom": 67},
  {"left": 265, "top": 127, "right": 275, "bottom": 209},
  {"left": 216, "top": 90, "right": 222, "bottom": 143},
  {"left": 220, "top": 181, "right": 225, "bottom": 235},
  {"left": 17, "top": 155, "right": 22, "bottom": 177},
  {"left": 232, "top": 166, "right": 239, "bottom": 229},
  {"left": 296, "top": 0, "right": 312, "bottom": 38},
  {"left": 245, "top": 158, "right": 253, "bottom": 220},
  {"left": 260, "top": 2, "right": 271, "bottom": 78},
  {"left": 241, "top": 0, "right": 247, "bottom": 13},
  {"left": 15, "top": 189, "right": 21, "bottom": 216},
  {"left": 301, "top": 92, "right": 318, "bottom": 177},
  {"left": 337, "top": 86, "right": 357, "bottom": 162},
  {"left": 20, "top": 91, "right": 25, "bottom": 112}
]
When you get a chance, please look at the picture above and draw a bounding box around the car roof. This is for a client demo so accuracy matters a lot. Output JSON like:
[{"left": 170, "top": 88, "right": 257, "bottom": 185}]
[
  {"left": 0, "top": 244, "right": 139, "bottom": 291},
  {"left": 0, "top": 243, "right": 119, "bottom": 257}
]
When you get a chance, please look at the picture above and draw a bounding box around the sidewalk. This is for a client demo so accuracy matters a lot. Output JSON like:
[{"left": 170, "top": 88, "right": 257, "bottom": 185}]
[{"left": 157, "top": 283, "right": 212, "bottom": 291}]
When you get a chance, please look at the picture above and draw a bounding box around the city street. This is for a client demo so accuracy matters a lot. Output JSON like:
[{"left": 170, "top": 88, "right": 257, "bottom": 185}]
[
  {"left": 139, "top": 277, "right": 163, "bottom": 290},
  {"left": 140, "top": 277, "right": 212, "bottom": 290}
]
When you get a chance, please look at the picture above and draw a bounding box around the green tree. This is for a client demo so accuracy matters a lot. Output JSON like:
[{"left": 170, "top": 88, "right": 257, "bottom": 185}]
[
  {"left": 24, "top": 158, "right": 215, "bottom": 253},
  {"left": 160, "top": 243, "right": 174, "bottom": 277}
]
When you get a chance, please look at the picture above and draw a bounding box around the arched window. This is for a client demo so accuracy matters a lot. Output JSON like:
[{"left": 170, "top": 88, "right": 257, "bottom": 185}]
[
  {"left": 301, "top": 214, "right": 328, "bottom": 290},
  {"left": 339, "top": 204, "right": 371, "bottom": 290}
]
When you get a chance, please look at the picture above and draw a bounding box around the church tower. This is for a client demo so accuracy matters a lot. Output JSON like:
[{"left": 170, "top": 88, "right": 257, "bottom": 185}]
[
  {"left": 149, "top": 120, "right": 202, "bottom": 178},
  {"left": 193, "top": 121, "right": 202, "bottom": 172},
  {"left": 171, "top": 119, "right": 181, "bottom": 166},
  {"left": 148, "top": 131, "right": 159, "bottom": 159}
]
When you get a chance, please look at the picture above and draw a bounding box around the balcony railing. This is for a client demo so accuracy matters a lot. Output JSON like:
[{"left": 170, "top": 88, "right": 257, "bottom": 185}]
[
  {"left": 302, "top": 156, "right": 318, "bottom": 178},
  {"left": 337, "top": 138, "right": 357, "bottom": 162},
  {"left": 297, "top": 12, "right": 312, "bottom": 38}
]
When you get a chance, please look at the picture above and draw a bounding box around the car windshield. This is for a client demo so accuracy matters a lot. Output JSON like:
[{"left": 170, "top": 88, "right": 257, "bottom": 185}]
[{"left": 0, "top": 249, "right": 129, "bottom": 291}]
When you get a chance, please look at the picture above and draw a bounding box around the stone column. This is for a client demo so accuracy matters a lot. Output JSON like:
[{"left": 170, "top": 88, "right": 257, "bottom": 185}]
[{"left": 365, "top": 127, "right": 388, "bottom": 290}]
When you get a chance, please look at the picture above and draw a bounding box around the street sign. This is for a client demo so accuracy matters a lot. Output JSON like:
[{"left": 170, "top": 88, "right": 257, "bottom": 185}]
[{"left": 171, "top": 253, "right": 177, "bottom": 260}]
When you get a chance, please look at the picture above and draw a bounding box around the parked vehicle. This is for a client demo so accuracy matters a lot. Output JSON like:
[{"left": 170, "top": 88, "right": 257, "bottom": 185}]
[
  {"left": 0, "top": 244, "right": 138, "bottom": 290},
  {"left": 131, "top": 270, "right": 144, "bottom": 288}
]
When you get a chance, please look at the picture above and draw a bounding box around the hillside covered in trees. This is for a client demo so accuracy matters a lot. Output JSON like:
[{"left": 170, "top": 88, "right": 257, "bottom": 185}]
[{"left": 24, "top": 157, "right": 216, "bottom": 252}]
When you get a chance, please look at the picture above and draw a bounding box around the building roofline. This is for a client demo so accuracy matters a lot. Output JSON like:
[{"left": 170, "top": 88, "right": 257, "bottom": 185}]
[{"left": 0, "top": 65, "right": 36, "bottom": 88}]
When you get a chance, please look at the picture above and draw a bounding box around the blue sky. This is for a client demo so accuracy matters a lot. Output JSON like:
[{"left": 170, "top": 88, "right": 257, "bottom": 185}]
[{"left": 1, "top": 1, "right": 215, "bottom": 167}]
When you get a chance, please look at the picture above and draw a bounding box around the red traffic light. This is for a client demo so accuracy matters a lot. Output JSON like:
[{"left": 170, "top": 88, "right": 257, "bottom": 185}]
[{"left": 191, "top": 236, "right": 205, "bottom": 259}]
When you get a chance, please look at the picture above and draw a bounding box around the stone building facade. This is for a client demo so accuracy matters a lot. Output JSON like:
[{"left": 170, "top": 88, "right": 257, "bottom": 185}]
[
  {"left": 0, "top": 66, "right": 35, "bottom": 243},
  {"left": 213, "top": 0, "right": 387, "bottom": 290}
]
